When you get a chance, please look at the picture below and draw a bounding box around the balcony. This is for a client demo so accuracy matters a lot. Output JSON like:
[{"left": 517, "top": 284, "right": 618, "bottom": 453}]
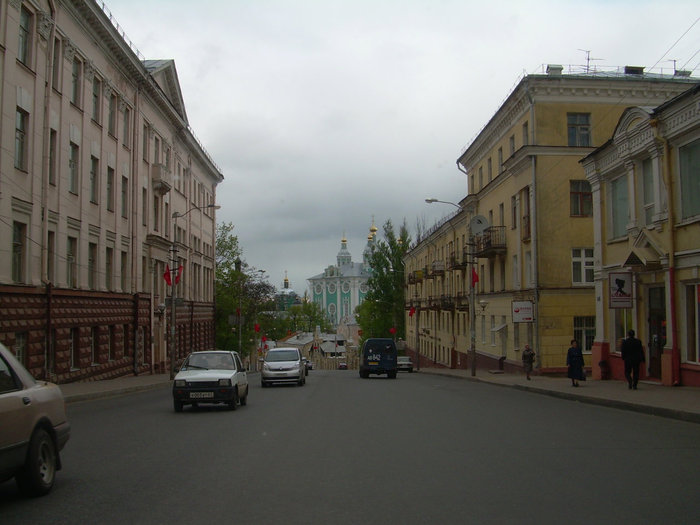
[
  {"left": 151, "top": 164, "right": 172, "bottom": 196},
  {"left": 440, "top": 294, "right": 454, "bottom": 310},
  {"left": 456, "top": 292, "right": 470, "bottom": 311},
  {"left": 408, "top": 269, "right": 424, "bottom": 284},
  {"left": 430, "top": 260, "right": 445, "bottom": 278},
  {"left": 474, "top": 226, "right": 507, "bottom": 258},
  {"left": 428, "top": 296, "right": 440, "bottom": 310}
]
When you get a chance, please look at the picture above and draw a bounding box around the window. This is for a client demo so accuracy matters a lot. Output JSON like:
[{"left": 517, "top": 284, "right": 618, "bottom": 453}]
[
  {"left": 499, "top": 203, "right": 504, "bottom": 226},
  {"left": 89, "top": 156, "right": 99, "bottom": 203},
  {"left": 525, "top": 251, "right": 532, "bottom": 287},
  {"left": 122, "top": 106, "right": 130, "bottom": 147},
  {"left": 121, "top": 251, "right": 128, "bottom": 291},
  {"left": 487, "top": 158, "right": 492, "bottom": 182},
  {"left": 47, "top": 231, "right": 55, "bottom": 283},
  {"left": 679, "top": 138, "right": 700, "bottom": 219},
  {"left": 489, "top": 260, "right": 494, "bottom": 292},
  {"left": 88, "top": 242, "right": 97, "bottom": 289},
  {"left": 500, "top": 259, "right": 506, "bottom": 291},
  {"left": 71, "top": 58, "right": 82, "bottom": 106},
  {"left": 481, "top": 315, "right": 486, "bottom": 344},
  {"left": 685, "top": 284, "right": 699, "bottom": 363},
  {"left": 107, "top": 167, "right": 115, "bottom": 211},
  {"left": 92, "top": 77, "right": 102, "bottom": 122},
  {"left": 142, "top": 188, "right": 147, "bottom": 226},
  {"left": 70, "top": 327, "right": 79, "bottom": 369},
  {"left": 12, "top": 222, "right": 27, "bottom": 283},
  {"left": 91, "top": 327, "right": 98, "bottom": 365},
  {"left": 522, "top": 121, "right": 529, "bottom": 145},
  {"left": 478, "top": 167, "right": 483, "bottom": 190},
  {"left": 511, "top": 195, "right": 517, "bottom": 229},
  {"left": 570, "top": 180, "right": 592, "bottom": 217},
  {"left": 67, "top": 236, "right": 77, "bottom": 287},
  {"left": 14, "top": 332, "right": 28, "bottom": 366},
  {"left": 18, "top": 7, "right": 32, "bottom": 66},
  {"left": 614, "top": 309, "right": 633, "bottom": 352},
  {"left": 498, "top": 147, "right": 503, "bottom": 173},
  {"left": 154, "top": 136, "right": 160, "bottom": 164},
  {"left": 512, "top": 254, "right": 520, "bottom": 289},
  {"left": 567, "top": 113, "right": 591, "bottom": 146},
  {"left": 509, "top": 135, "right": 515, "bottom": 155},
  {"left": 641, "top": 158, "right": 655, "bottom": 225},
  {"left": 121, "top": 176, "right": 129, "bottom": 218},
  {"left": 106, "top": 247, "right": 113, "bottom": 290},
  {"left": 153, "top": 196, "right": 160, "bottom": 232},
  {"left": 15, "top": 109, "right": 28, "bottom": 170},
  {"left": 52, "top": 38, "right": 62, "bottom": 90},
  {"left": 142, "top": 124, "right": 149, "bottom": 160},
  {"left": 108, "top": 94, "right": 117, "bottom": 135},
  {"left": 49, "top": 129, "right": 57, "bottom": 185},
  {"left": 69, "top": 143, "right": 79, "bottom": 194},
  {"left": 610, "top": 175, "right": 629, "bottom": 238},
  {"left": 572, "top": 248, "right": 594, "bottom": 285},
  {"left": 574, "top": 316, "right": 595, "bottom": 352}
]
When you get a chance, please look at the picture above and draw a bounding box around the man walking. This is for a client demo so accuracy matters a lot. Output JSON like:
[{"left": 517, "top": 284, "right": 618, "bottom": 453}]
[{"left": 621, "top": 330, "right": 645, "bottom": 390}]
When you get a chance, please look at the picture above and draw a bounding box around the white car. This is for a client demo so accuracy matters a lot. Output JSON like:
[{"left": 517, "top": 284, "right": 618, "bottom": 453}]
[
  {"left": 172, "top": 351, "right": 248, "bottom": 412},
  {"left": 261, "top": 348, "right": 306, "bottom": 387},
  {"left": 397, "top": 356, "right": 414, "bottom": 373},
  {"left": 0, "top": 342, "right": 70, "bottom": 496}
]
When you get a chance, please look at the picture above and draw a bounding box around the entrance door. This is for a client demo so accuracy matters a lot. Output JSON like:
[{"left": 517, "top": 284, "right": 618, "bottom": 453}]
[{"left": 647, "top": 286, "right": 666, "bottom": 379}]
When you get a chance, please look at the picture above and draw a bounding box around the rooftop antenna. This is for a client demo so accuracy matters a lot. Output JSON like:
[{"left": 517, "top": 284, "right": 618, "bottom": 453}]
[{"left": 578, "top": 49, "right": 603, "bottom": 73}]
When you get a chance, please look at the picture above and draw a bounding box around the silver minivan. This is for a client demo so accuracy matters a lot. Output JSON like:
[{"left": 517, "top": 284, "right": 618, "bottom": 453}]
[{"left": 261, "top": 348, "right": 306, "bottom": 387}]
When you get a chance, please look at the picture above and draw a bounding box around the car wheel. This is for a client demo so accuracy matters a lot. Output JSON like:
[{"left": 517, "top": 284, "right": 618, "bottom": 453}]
[
  {"left": 409, "top": 368, "right": 413, "bottom": 373},
  {"left": 229, "top": 389, "right": 239, "bottom": 410},
  {"left": 239, "top": 386, "right": 248, "bottom": 406},
  {"left": 174, "top": 399, "right": 183, "bottom": 412},
  {"left": 388, "top": 371, "right": 397, "bottom": 379},
  {"left": 15, "top": 428, "right": 57, "bottom": 497},
  {"left": 261, "top": 380, "right": 267, "bottom": 388}
]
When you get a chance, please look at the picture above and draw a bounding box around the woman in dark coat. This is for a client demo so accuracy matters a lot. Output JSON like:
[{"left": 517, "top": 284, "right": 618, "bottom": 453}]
[{"left": 566, "top": 339, "right": 585, "bottom": 387}]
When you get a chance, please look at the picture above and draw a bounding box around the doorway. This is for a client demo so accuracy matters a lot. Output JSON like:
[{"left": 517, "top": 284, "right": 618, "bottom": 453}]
[{"left": 647, "top": 286, "right": 666, "bottom": 379}]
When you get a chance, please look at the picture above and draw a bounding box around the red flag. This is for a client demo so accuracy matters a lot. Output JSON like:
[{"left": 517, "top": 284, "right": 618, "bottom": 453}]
[
  {"left": 262, "top": 335, "right": 267, "bottom": 342},
  {"left": 409, "top": 306, "right": 416, "bottom": 318},
  {"left": 175, "top": 265, "right": 183, "bottom": 284},
  {"left": 254, "top": 324, "right": 260, "bottom": 332},
  {"left": 164, "top": 264, "right": 172, "bottom": 286},
  {"left": 389, "top": 327, "right": 396, "bottom": 335},
  {"left": 471, "top": 268, "right": 479, "bottom": 287}
]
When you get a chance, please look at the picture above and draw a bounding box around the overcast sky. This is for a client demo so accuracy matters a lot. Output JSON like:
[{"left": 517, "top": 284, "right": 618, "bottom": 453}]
[{"left": 104, "top": 0, "right": 699, "bottom": 294}]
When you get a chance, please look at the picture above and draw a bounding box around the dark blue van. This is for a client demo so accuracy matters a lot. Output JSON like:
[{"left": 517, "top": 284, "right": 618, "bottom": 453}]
[{"left": 359, "top": 338, "right": 397, "bottom": 379}]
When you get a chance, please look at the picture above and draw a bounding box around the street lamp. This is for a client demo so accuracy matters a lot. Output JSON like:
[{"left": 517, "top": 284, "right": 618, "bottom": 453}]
[
  {"left": 169, "top": 203, "right": 220, "bottom": 380},
  {"left": 425, "top": 198, "right": 461, "bottom": 209}
]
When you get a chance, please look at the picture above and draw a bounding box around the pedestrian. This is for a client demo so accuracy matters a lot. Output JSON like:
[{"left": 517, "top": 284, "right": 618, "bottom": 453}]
[
  {"left": 566, "top": 339, "right": 585, "bottom": 387},
  {"left": 522, "top": 344, "right": 535, "bottom": 380},
  {"left": 620, "top": 329, "right": 645, "bottom": 390}
]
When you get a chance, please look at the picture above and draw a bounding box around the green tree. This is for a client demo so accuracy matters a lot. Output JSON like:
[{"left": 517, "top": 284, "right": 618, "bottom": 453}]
[
  {"left": 357, "top": 219, "right": 411, "bottom": 342},
  {"left": 214, "top": 222, "right": 274, "bottom": 360}
]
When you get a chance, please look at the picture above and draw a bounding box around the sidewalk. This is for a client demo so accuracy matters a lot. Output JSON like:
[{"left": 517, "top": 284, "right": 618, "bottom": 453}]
[
  {"left": 58, "top": 369, "right": 700, "bottom": 424},
  {"left": 418, "top": 368, "right": 700, "bottom": 424}
]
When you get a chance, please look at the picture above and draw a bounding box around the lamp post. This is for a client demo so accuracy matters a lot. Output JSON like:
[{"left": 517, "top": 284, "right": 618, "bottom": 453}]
[
  {"left": 169, "top": 203, "right": 220, "bottom": 380},
  {"left": 235, "top": 257, "right": 243, "bottom": 361}
]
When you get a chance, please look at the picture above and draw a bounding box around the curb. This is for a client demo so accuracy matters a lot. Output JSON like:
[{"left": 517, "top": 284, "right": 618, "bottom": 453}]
[
  {"left": 63, "top": 381, "right": 171, "bottom": 404},
  {"left": 419, "top": 369, "right": 700, "bottom": 424}
]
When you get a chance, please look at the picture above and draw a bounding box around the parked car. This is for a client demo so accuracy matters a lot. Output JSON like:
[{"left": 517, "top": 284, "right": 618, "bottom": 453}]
[
  {"left": 397, "top": 356, "right": 414, "bottom": 373},
  {"left": 359, "top": 338, "right": 398, "bottom": 378},
  {"left": 172, "top": 350, "right": 248, "bottom": 412},
  {"left": 306, "top": 360, "right": 314, "bottom": 371},
  {"left": 302, "top": 357, "right": 309, "bottom": 376},
  {"left": 0, "top": 342, "right": 71, "bottom": 496},
  {"left": 338, "top": 361, "right": 348, "bottom": 370},
  {"left": 261, "top": 348, "right": 306, "bottom": 387}
]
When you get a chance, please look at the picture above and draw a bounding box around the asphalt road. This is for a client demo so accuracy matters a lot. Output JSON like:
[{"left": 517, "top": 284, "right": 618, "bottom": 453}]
[{"left": 2, "top": 370, "right": 699, "bottom": 524}]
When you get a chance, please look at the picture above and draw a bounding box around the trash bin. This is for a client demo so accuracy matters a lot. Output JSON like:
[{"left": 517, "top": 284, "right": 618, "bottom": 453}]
[{"left": 598, "top": 360, "right": 610, "bottom": 380}]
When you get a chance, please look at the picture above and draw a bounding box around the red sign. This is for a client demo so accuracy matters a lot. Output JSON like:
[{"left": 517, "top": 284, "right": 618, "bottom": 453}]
[{"left": 389, "top": 327, "right": 396, "bottom": 334}]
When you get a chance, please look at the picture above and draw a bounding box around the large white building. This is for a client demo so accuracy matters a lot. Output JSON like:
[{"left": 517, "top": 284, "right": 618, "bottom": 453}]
[{"left": 0, "top": 0, "right": 222, "bottom": 382}]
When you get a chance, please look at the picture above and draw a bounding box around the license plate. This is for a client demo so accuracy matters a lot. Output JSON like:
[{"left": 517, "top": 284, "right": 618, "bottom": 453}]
[
  {"left": 368, "top": 361, "right": 378, "bottom": 365},
  {"left": 190, "top": 392, "right": 214, "bottom": 399}
]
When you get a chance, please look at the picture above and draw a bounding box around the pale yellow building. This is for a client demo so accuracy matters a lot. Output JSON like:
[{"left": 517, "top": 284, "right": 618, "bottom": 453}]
[
  {"left": 405, "top": 65, "right": 697, "bottom": 374},
  {"left": 581, "top": 83, "right": 700, "bottom": 386}
]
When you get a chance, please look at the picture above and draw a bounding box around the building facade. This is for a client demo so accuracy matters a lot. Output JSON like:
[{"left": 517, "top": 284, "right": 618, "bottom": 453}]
[
  {"left": 308, "top": 227, "right": 375, "bottom": 327},
  {"left": 1, "top": 0, "right": 223, "bottom": 382},
  {"left": 405, "top": 65, "right": 697, "bottom": 374},
  {"left": 582, "top": 84, "right": 700, "bottom": 387}
]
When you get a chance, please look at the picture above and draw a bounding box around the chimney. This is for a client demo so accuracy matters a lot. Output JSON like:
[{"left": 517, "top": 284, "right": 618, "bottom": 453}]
[
  {"left": 624, "top": 66, "right": 645, "bottom": 75},
  {"left": 546, "top": 64, "right": 563, "bottom": 76}
]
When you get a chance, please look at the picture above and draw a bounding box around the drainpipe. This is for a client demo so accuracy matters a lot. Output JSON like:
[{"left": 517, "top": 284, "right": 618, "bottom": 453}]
[
  {"left": 525, "top": 89, "right": 541, "bottom": 370},
  {"left": 41, "top": 1, "right": 57, "bottom": 380},
  {"left": 650, "top": 118, "right": 680, "bottom": 385}
]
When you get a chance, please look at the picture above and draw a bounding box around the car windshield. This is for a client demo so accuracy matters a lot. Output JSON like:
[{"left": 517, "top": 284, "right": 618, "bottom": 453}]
[
  {"left": 265, "top": 350, "right": 299, "bottom": 362},
  {"left": 184, "top": 353, "right": 235, "bottom": 370},
  {"left": 398, "top": 357, "right": 410, "bottom": 362}
]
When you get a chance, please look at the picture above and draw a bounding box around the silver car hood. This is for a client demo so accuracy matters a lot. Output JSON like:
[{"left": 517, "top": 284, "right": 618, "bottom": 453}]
[{"left": 175, "top": 369, "right": 235, "bottom": 382}]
